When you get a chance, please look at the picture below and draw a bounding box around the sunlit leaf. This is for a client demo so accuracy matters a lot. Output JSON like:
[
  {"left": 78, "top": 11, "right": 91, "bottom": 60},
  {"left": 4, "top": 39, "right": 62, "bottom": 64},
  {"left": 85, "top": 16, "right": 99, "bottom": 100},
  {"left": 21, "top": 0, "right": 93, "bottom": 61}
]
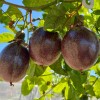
[
  {"left": 27, "top": 59, "right": 46, "bottom": 77},
  {"left": 38, "top": 20, "right": 44, "bottom": 27},
  {"left": 90, "top": 63, "right": 100, "bottom": 76},
  {"left": 0, "top": 32, "right": 14, "bottom": 43},
  {"left": 23, "top": 0, "right": 54, "bottom": 8},
  {"left": 93, "top": 78, "right": 100, "bottom": 98},
  {"left": 53, "top": 81, "right": 66, "bottom": 93},
  {"left": 84, "top": 84, "right": 95, "bottom": 96},
  {"left": 40, "top": 67, "right": 52, "bottom": 82},
  {"left": 21, "top": 76, "right": 35, "bottom": 96}
]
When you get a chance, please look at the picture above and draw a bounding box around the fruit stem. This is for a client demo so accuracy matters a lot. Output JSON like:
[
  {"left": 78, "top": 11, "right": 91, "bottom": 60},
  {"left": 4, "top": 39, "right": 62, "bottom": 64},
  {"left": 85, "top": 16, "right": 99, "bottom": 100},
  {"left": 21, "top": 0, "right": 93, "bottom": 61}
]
[
  {"left": 10, "top": 82, "right": 14, "bottom": 86},
  {"left": 30, "top": 10, "right": 32, "bottom": 24}
]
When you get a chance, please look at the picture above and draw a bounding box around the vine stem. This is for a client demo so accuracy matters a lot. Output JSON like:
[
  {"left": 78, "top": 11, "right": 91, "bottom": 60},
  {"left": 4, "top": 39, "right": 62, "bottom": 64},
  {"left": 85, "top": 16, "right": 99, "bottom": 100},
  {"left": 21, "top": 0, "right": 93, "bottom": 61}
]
[{"left": 1, "top": 0, "right": 81, "bottom": 11}]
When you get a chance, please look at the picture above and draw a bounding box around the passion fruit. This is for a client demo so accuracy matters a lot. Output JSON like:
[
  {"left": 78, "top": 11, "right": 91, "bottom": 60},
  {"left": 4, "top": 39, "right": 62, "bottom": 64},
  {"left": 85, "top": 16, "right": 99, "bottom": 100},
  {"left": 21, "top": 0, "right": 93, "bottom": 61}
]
[
  {"left": 29, "top": 27, "right": 61, "bottom": 66},
  {"left": 0, "top": 42, "right": 29, "bottom": 85},
  {"left": 61, "top": 26, "right": 99, "bottom": 71}
]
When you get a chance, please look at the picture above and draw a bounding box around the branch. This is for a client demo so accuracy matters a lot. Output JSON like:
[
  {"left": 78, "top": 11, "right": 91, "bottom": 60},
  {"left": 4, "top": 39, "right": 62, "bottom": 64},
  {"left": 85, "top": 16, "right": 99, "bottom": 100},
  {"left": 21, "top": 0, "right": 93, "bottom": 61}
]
[{"left": 1, "top": 0, "right": 81, "bottom": 11}]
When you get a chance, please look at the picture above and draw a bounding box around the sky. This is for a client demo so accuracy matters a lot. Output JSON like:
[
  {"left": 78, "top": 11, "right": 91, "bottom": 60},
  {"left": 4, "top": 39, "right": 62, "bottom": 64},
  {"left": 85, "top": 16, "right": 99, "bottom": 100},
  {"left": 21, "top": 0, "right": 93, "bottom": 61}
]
[{"left": 0, "top": 0, "right": 43, "bottom": 52}]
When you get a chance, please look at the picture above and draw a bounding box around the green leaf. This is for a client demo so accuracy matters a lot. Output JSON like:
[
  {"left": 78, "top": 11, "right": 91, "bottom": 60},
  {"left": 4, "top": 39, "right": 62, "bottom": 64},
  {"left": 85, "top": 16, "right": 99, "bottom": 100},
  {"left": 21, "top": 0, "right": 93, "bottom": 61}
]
[
  {"left": 27, "top": 59, "right": 46, "bottom": 77},
  {"left": 81, "top": 71, "right": 88, "bottom": 84},
  {"left": 21, "top": 76, "right": 35, "bottom": 96},
  {"left": 93, "top": 78, "right": 100, "bottom": 98},
  {"left": 90, "top": 63, "right": 100, "bottom": 76},
  {"left": 21, "top": 76, "right": 44, "bottom": 96},
  {"left": 34, "top": 97, "right": 45, "bottom": 100},
  {"left": 40, "top": 84, "right": 48, "bottom": 92},
  {"left": 84, "top": 84, "right": 95, "bottom": 96},
  {"left": 50, "top": 56, "right": 68, "bottom": 75},
  {"left": 44, "top": 4, "right": 67, "bottom": 30},
  {"left": 38, "top": 20, "right": 44, "bottom": 27},
  {"left": 44, "top": 3, "right": 76, "bottom": 31},
  {"left": 65, "top": 82, "right": 69, "bottom": 99},
  {"left": 23, "top": 0, "right": 53, "bottom": 8},
  {"left": 0, "top": 0, "right": 3, "bottom": 7},
  {"left": 94, "top": 0, "right": 100, "bottom": 9},
  {"left": 6, "top": 5, "right": 23, "bottom": 19},
  {"left": 89, "top": 76, "right": 97, "bottom": 84},
  {"left": 53, "top": 81, "right": 67, "bottom": 93},
  {"left": 0, "top": 32, "right": 14, "bottom": 43},
  {"left": 40, "top": 67, "right": 52, "bottom": 82},
  {"left": 93, "top": 10, "right": 100, "bottom": 15},
  {"left": 0, "top": 10, "right": 10, "bottom": 24},
  {"left": 65, "top": 83, "right": 79, "bottom": 100},
  {"left": 69, "top": 70, "right": 85, "bottom": 94},
  {"left": 96, "top": 17, "right": 100, "bottom": 28}
]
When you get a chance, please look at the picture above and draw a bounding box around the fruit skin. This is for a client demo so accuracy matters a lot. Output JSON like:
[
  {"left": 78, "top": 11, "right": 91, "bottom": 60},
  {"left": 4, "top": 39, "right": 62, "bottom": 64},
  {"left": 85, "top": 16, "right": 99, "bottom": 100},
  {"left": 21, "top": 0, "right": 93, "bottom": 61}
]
[
  {"left": 0, "top": 42, "right": 29, "bottom": 83},
  {"left": 61, "top": 26, "right": 99, "bottom": 71},
  {"left": 29, "top": 27, "right": 61, "bottom": 66}
]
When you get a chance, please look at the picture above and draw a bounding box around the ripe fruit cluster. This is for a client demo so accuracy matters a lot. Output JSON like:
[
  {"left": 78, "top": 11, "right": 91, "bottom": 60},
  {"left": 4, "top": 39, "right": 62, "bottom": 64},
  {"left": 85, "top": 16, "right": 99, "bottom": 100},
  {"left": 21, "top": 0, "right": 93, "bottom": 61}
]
[
  {"left": 0, "top": 26, "right": 99, "bottom": 85},
  {"left": 29, "top": 27, "right": 99, "bottom": 71}
]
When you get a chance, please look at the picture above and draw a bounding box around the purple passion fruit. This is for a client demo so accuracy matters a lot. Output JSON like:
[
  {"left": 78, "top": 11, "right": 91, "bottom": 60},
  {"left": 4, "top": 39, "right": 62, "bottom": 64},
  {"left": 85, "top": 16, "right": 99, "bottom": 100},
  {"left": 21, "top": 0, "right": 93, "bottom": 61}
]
[
  {"left": 0, "top": 42, "right": 29, "bottom": 85},
  {"left": 61, "top": 26, "right": 99, "bottom": 71},
  {"left": 29, "top": 27, "right": 61, "bottom": 66}
]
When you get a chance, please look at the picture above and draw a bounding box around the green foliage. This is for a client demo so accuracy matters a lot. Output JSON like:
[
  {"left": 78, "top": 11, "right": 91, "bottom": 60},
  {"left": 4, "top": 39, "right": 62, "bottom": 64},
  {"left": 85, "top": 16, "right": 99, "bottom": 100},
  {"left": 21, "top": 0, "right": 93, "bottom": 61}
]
[
  {"left": 0, "top": 10, "right": 11, "bottom": 24},
  {"left": 93, "top": 78, "right": 100, "bottom": 98},
  {"left": 0, "top": 0, "right": 3, "bottom": 7},
  {"left": 23, "top": 0, "right": 54, "bottom": 8},
  {"left": 21, "top": 76, "right": 35, "bottom": 96},
  {"left": 53, "top": 78, "right": 67, "bottom": 93},
  {"left": 6, "top": 5, "right": 23, "bottom": 20},
  {"left": 96, "top": 17, "right": 100, "bottom": 29},
  {"left": 27, "top": 60, "right": 46, "bottom": 77},
  {"left": 50, "top": 56, "right": 68, "bottom": 75},
  {"left": 0, "top": 0, "right": 100, "bottom": 99},
  {"left": 44, "top": 3, "right": 76, "bottom": 31},
  {"left": 65, "top": 83, "right": 79, "bottom": 100},
  {"left": 69, "top": 70, "right": 85, "bottom": 94},
  {"left": 93, "top": 10, "right": 100, "bottom": 15},
  {"left": 0, "top": 32, "right": 14, "bottom": 42}
]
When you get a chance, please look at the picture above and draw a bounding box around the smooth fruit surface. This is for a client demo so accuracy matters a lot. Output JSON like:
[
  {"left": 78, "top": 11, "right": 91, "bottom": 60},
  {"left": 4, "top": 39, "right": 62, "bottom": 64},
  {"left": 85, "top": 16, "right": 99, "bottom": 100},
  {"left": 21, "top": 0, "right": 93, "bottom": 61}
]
[
  {"left": 61, "top": 26, "right": 99, "bottom": 71},
  {"left": 0, "top": 42, "right": 29, "bottom": 83},
  {"left": 29, "top": 27, "right": 61, "bottom": 66}
]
